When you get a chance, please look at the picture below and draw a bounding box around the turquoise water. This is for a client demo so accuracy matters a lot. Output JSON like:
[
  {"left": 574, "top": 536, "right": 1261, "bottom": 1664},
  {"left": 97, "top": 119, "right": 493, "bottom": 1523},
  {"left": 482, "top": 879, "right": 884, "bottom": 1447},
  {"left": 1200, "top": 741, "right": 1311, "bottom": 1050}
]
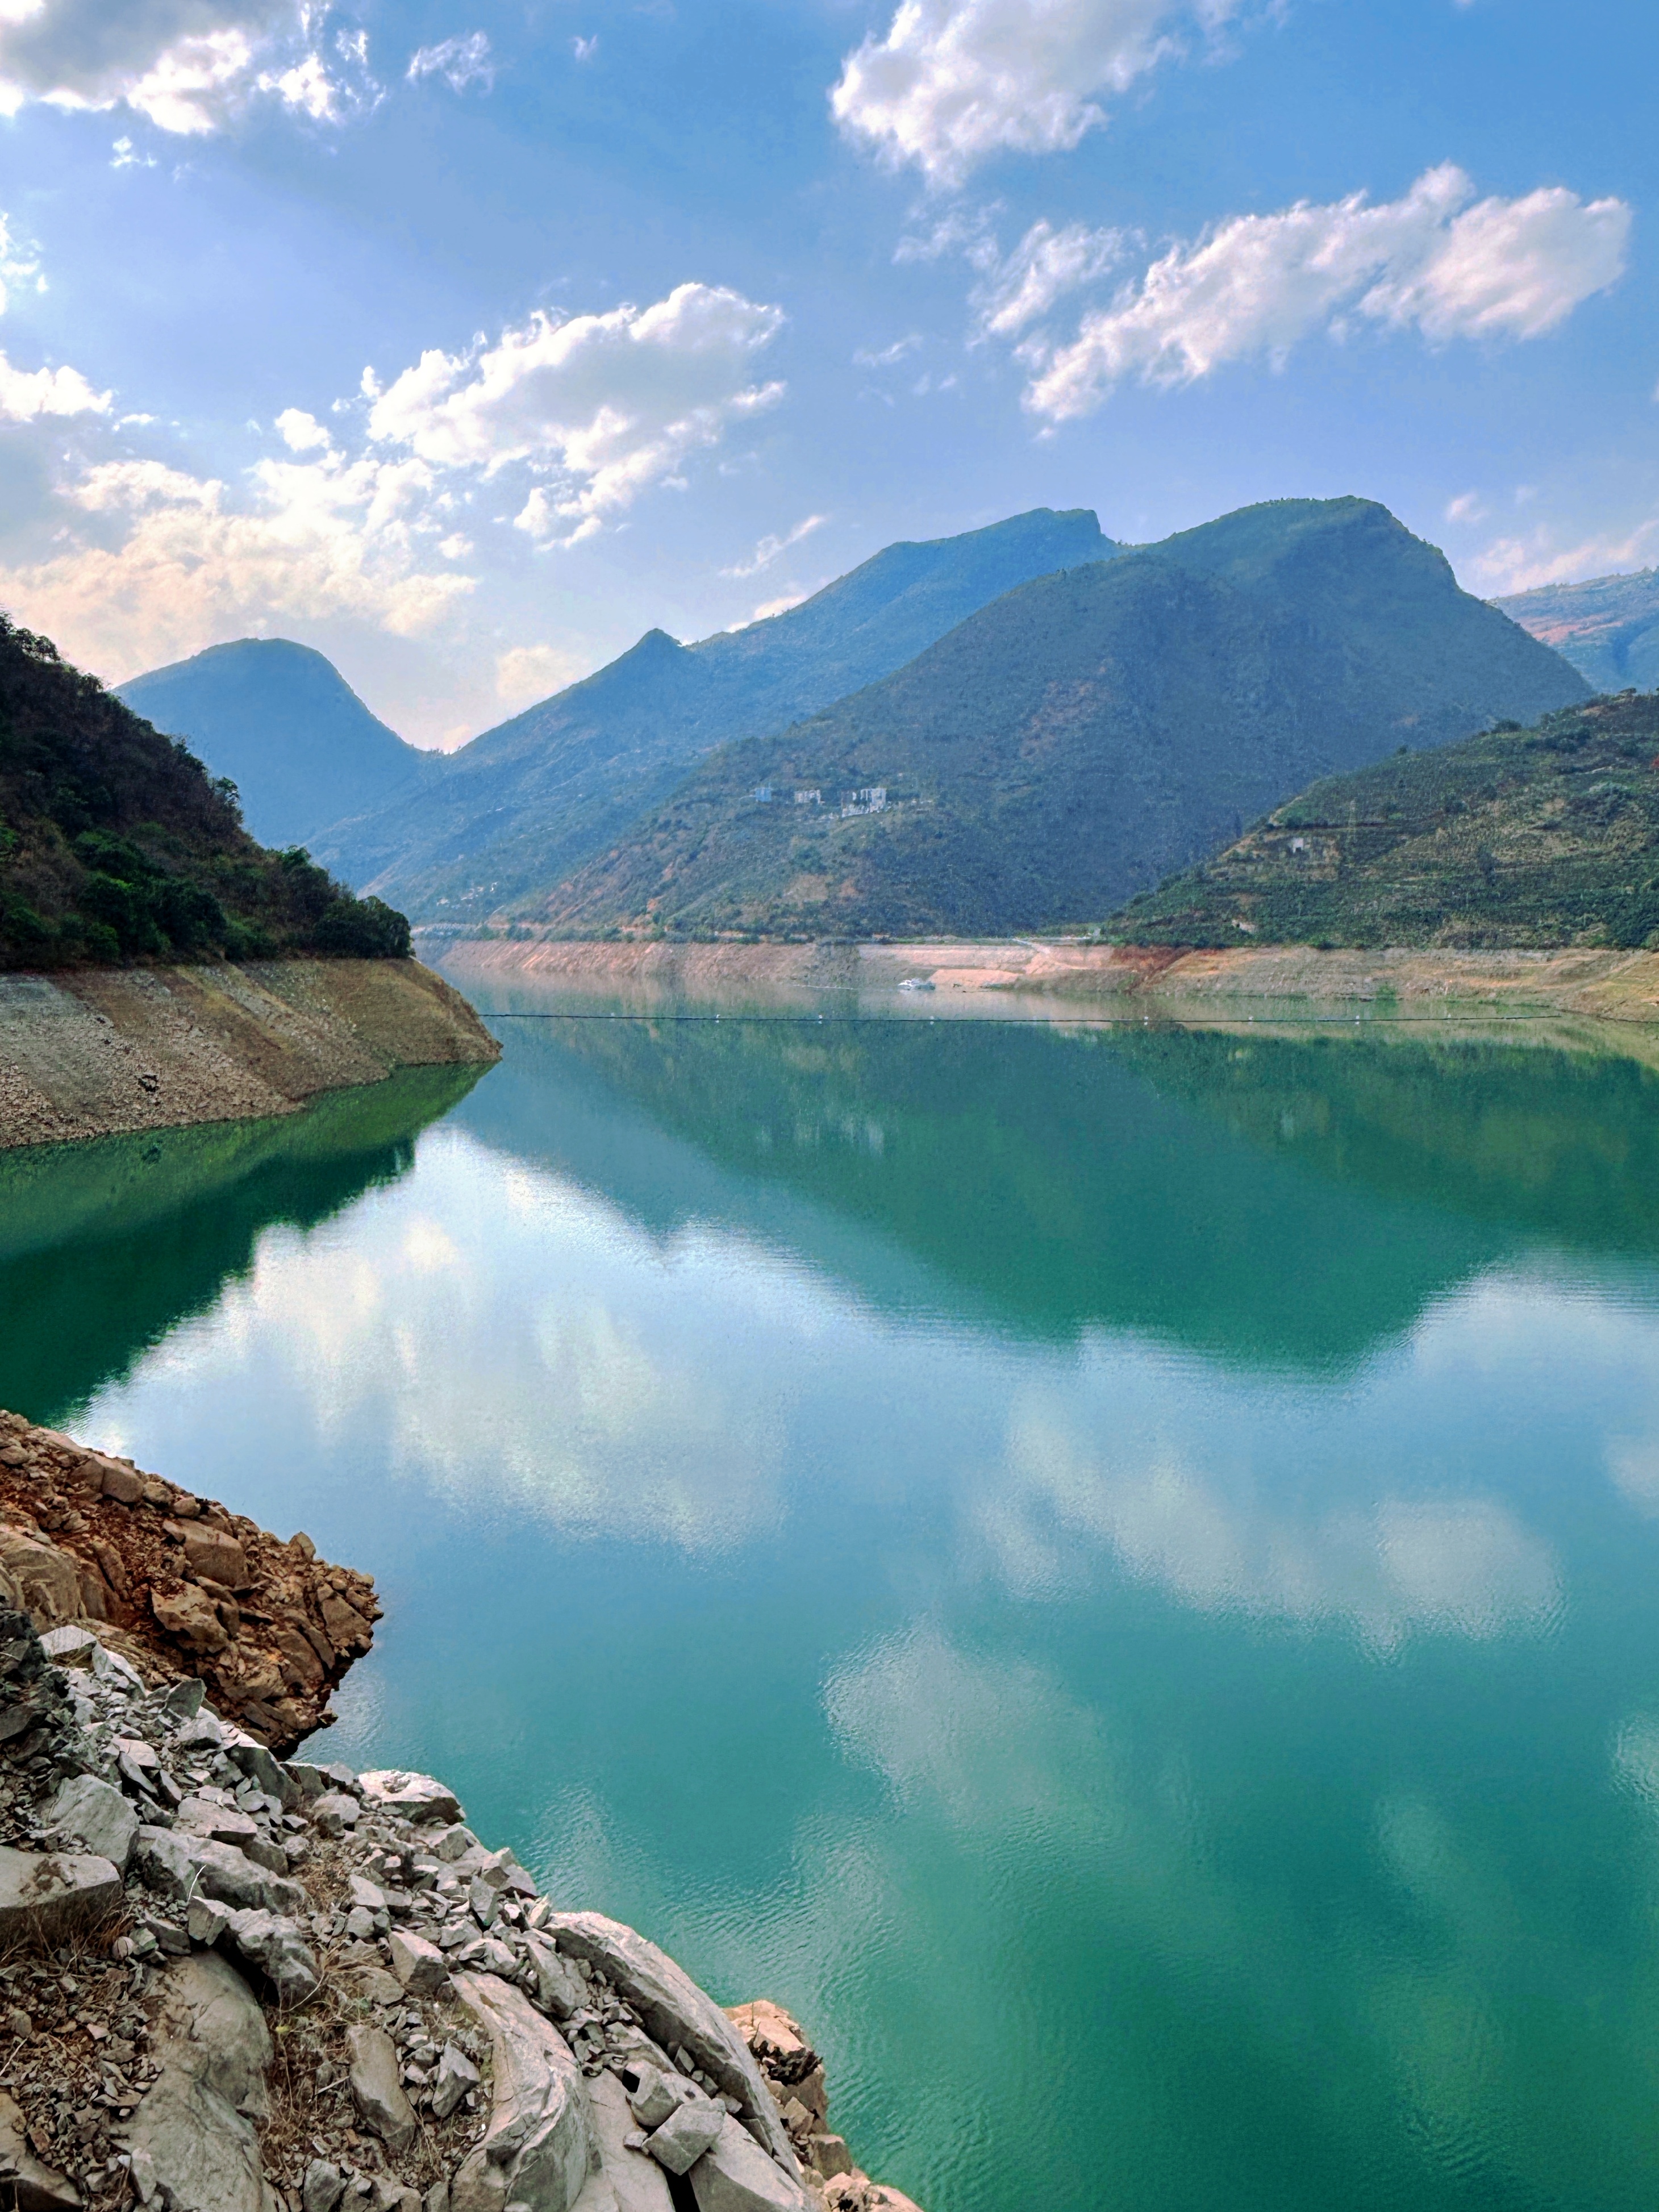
[{"left": 9, "top": 989, "right": 1659, "bottom": 2210}]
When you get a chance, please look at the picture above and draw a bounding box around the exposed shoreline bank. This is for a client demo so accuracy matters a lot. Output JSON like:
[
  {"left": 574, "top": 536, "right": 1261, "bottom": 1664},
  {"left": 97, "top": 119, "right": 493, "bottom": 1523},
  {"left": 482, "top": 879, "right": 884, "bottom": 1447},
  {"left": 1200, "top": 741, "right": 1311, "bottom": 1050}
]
[
  {"left": 434, "top": 935, "right": 1659, "bottom": 1027},
  {"left": 0, "top": 958, "right": 500, "bottom": 1153}
]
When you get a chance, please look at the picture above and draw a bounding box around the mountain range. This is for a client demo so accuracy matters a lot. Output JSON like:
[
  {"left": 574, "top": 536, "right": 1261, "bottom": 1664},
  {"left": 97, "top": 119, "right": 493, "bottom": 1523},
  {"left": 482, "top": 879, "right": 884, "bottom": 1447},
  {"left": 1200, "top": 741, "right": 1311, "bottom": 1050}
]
[
  {"left": 112, "top": 497, "right": 1593, "bottom": 945},
  {"left": 306, "top": 505, "right": 1116, "bottom": 919},
  {"left": 116, "top": 638, "right": 431, "bottom": 851},
  {"left": 532, "top": 499, "right": 1589, "bottom": 938},
  {"left": 1112, "top": 690, "right": 1659, "bottom": 950},
  {"left": 1495, "top": 569, "right": 1659, "bottom": 695}
]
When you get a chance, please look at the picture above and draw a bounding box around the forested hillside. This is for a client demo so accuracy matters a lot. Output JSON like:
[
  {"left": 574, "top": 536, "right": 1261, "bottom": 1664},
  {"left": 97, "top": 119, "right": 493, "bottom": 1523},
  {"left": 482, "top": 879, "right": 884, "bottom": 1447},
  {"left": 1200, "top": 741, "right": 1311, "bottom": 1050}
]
[
  {"left": 0, "top": 618, "right": 410, "bottom": 970},
  {"left": 1111, "top": 691, "right": 1659, "bottom": 949},
  {"left": 531, "top": 499, "right": 1589, "bottom": 940}
]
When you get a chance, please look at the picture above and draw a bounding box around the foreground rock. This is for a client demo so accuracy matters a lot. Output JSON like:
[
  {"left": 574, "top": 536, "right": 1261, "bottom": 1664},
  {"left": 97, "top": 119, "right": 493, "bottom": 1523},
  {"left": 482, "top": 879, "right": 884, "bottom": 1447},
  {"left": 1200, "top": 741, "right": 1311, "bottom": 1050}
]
[
  {"left": 0, "top": 1599, "right": 928, "bottom": 2212},
  {"left": 0, "top": 1409, "right": 378, "bottom": 1753}
]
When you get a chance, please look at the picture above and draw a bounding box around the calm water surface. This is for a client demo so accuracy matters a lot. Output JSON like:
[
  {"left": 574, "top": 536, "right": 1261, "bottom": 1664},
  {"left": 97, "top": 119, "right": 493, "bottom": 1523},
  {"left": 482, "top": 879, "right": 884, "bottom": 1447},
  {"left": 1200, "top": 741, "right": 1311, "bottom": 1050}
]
[{"left": 7, "top": 984, "right": 1659, "bottom": 2212}]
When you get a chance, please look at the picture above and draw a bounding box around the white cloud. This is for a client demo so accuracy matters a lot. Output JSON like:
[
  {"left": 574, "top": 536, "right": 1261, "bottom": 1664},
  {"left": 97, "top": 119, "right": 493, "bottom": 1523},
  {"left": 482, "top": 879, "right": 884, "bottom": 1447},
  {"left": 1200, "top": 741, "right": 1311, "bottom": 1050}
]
[
  {"left": 368, "top": 282, "right": 786, "bottom": 548},
  {"left": 1469, "top": 518, "right": 1659, "bottom": 596},
  {"left": 572, "top": 34, "right": 598, "bottom": 62},
  {"left": 742, "top": 590, "right": 811, "bottom": 624},
  {"left": 0, "top": 1, "right": 377, "bottom": 135},
  {"left": 0, "top": 353, "right": 111, "bottom": 420},
  {"left": 1022, "top": 164, "right": 1631, "bottom": 422},
  {"left": 495, "top": 641, "right": 586, "bottom": 709},
  {"left": 275, "top": 405, "right": 331, "bottom": 453},
  {"left": 406, "top": 31, "right": 493, "bottom": 93},
  {"left": 972, "top": 215, "right": 1127, "bottom": 336},
  {"left": 832, "top": 0, "right": 1245, "bottom": 189},
  {"left": 853, "top": 334, "right": 925, "bottom": 367},
  {"left": 1444, "top": 490, "right": 1487, "bottom": 525},
  {"left": 0, "top": 446, "right": 472, "bottom": 682},
  {"left": 720, "top": 513, "right": 827, "bottom": 578}
]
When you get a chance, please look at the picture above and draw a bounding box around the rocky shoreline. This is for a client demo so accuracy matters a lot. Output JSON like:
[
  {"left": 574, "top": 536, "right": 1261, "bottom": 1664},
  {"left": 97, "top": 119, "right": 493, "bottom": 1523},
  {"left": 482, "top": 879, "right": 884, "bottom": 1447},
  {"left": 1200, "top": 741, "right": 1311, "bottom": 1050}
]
[
  {"left": 0, "top": 1414, "right": 925, "bottom": 2212},
  {"left": 0, "top": 959, "right": 500, "bottom": 1153}
]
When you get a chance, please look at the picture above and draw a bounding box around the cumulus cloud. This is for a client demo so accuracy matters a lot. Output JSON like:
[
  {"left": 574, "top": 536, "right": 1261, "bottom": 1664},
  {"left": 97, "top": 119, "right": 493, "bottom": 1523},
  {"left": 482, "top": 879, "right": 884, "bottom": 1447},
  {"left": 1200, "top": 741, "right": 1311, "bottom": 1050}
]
[
  {"left": 0, "top": 446, "right": 471, "bottom": 683},
  {"left": 406, "top": 31, "right": 493, "bottom": 93},
  {"left": 368, "top": 283, "right": 786, "bottom": 548},
  {"left": 831, "top": 0, "right": 1244, "bottom": 188},
  {"left": 1022, "top": 164, "right": 1631, "bottom": 421},
  {"left": 1467, "top": 518, "right": 1659, "bottom": 597},
  {"left": 0, "top": 0, "right": 378, "bottom": 135},
  {"left": 0, "top": 355, "right": 111, "bottom": 420},
  {"left": 720, "top": 513, "right": 826, "bottom": 578}
]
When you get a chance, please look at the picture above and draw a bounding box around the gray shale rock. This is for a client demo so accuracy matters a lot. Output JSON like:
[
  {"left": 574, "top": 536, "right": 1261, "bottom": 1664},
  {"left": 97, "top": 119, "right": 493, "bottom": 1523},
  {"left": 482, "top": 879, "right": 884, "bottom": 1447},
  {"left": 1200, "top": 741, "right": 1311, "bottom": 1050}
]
[
  {"left": 48, "top": 1772, "right": 139, "bottom": 1871},
  {"left": 643, "top": 2099, "right": 724, "bottom": 2177},
  {"left": 358, "top": 1769, "right": 462, "bottom": 1824},
  {"left": 687, "top": 2117, "right": 814, "bottom": 2212},
  {"left": 430, "top": 2042, "right": 481, "bottom": 2122},
  {"left": 0, "top": 1843, "right": 122, "bottom": 1945},
  {"left": 120, "top": 1952, "right": 279, "bottom": 2212},
  {"left": 573, "top": 2070, "right": 673, "bottom": 2212},
  {"left": 135, "top": 1824, "right": 307, "bottom": 1916},
  {"left": 0, "top": 2087, "right": 81, "bottom": 2209},
  {"left": 545, "top": 1913, "right": 798, "bottom": 2174},
  {"left": 347, "top": 2023, "right": 418, "bottom": 2155},
  {"left": 452, "top": 1970, "right": 596, "bottom": 2212},
  {"left": 224, "top": 1906, "right": 322, "bottom": 2003},
  {"left": 389, "top": 1928, "right": 450, "bottom": 1996},
  {"left": 520, "top": 1930, "right": 587, "bottom": 2021}
]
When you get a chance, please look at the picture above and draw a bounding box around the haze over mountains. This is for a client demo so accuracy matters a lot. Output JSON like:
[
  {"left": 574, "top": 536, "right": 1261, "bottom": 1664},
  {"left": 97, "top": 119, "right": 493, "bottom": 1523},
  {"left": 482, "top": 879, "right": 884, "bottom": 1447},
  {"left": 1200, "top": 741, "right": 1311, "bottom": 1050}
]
[
  {"left": 116, "top": 639, "right": 431, "bottom": 851},
  {"left": 116, "top": 497, "right": 1593, "bottom": 943},
  {"left": 1497, "top": 570, "right": 1659, "bottom": 695}
]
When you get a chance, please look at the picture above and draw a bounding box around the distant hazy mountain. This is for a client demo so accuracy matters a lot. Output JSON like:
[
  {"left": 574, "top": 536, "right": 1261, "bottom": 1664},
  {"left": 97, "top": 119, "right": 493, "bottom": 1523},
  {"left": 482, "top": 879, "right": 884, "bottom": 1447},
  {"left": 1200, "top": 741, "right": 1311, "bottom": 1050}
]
[
  {"left": 1113, "top": 689, "right": 1659, "bottom": 950},
  {"left": 539, "top": 498, "right": 1590, "bottom": 940},
  {"left": 314, "top": 507, "right": 1118, "bottom": 912},
  {"left": 1495, "top": 569, "right": 1659, "bottom": 693},
  {"left": 117, "top": 638, "right": 431, "bottom": 851}
]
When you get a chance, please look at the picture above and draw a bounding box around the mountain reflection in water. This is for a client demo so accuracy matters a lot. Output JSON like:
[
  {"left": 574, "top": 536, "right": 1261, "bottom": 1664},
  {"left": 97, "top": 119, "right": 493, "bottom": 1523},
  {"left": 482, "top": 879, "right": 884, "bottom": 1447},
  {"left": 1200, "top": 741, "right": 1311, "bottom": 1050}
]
[{"left": 7, "top": 999, "right": 1659, "bottom": 2212}]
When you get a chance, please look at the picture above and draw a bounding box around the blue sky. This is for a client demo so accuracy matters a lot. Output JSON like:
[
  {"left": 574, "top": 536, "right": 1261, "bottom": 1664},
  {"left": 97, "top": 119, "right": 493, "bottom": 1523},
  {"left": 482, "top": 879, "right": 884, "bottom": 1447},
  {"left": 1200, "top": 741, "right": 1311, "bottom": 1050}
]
[{"left": 0, "top": 0, "right": 1652, "bottom": 745}]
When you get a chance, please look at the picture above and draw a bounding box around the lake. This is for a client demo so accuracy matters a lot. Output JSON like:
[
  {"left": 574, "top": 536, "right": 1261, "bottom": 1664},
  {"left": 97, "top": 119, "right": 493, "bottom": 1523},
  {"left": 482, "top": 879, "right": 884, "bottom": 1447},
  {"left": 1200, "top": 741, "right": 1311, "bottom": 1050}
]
[{"left": 7, "top": 973, "right": 1659, "bottom": 2212}]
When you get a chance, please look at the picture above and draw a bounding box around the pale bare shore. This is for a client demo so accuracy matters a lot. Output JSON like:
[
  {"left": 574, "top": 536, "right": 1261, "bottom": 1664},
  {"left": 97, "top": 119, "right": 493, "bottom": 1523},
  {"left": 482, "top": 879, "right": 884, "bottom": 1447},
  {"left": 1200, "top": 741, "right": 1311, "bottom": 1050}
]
[
  {"left": 0, "top": 956, "right": 500, "bottom": 1151},
  {"left": 436, "top": 934, "right": 1659, "bottom": 1028}
]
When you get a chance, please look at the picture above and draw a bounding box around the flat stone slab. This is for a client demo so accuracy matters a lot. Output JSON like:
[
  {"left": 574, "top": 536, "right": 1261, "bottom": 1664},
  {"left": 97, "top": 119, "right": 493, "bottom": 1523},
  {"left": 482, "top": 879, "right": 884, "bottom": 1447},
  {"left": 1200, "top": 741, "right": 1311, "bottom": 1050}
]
[
  {"left": 687, "top": 2118, "right": 813, "bottom": 2212},
  {"left": 0, "top": 1844, "right": 122, "bottom": 1946},
  {"left": 48, "top": 1773, "right": 139, "bottom": 1872},
  {"left": 357, "top": 1770, "right": 462, "bottom": 1824},
  {"left": 135, "top": 1826, "right": 306, "bottom": 1917}
]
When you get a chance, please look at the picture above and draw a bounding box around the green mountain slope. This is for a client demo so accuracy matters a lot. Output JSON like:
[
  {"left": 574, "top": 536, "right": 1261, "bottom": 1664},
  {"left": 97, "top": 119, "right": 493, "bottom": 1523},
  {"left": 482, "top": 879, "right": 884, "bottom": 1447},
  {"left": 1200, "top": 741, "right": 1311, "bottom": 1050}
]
[
  {"left": 1495, "top": 569, "right": 1659, "bottom": 694},
  {"left": 116, "top": 637, "right": 433, "bottom": 850},
  {"left": 534, "top": 499, "right": 1590, "bottom": 940},
  {"left": 0, "top": 616, "right": 410, "bottom": 969},
  {"left": 1110, "top": 690, "right": 1659, "bottom": 949},
  {"left": 311, "top": 506, "right": 1118, "bottom": 914}
]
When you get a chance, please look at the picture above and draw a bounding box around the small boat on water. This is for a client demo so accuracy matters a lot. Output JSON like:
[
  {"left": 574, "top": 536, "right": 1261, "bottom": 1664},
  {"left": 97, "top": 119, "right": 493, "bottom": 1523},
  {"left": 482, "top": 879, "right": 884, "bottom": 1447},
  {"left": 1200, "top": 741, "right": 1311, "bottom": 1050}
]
[{"left": 898, "top": 976, "right": 936, "bottom": 992}]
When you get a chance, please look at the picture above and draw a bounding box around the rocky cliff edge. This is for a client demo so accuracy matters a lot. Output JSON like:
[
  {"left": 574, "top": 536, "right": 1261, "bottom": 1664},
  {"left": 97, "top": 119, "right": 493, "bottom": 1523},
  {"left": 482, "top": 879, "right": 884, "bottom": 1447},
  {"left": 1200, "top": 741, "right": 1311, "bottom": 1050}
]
[{"left": 0, "top": 1415, "right": 925, "bottom": 2212}]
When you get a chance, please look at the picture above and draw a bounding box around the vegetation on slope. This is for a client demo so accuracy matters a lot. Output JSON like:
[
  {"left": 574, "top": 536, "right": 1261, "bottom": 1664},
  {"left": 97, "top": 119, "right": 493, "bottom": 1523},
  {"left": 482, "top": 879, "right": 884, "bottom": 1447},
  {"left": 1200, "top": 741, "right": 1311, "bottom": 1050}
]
[
  {"left": 1496, "top": 570, "right": 1659, "bottom": 694},
  {"left": 310, "top": 507, "right": 1118, "bottom": 914},
  {"left": 0, "top": 616, "right": 411, "bottom": 970},
  {"left": 1110, "top": 690, "right": 1659, "bottom": 950},
  {"left": 529, "top": 499, "right": 1589, "bottom": 942}
]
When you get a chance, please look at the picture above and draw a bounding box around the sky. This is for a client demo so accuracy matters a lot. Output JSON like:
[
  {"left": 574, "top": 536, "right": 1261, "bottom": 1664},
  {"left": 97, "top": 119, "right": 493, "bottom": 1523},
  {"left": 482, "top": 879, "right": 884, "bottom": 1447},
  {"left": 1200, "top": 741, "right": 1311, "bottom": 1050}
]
[{"left": 0, "top": 0, "right": 1652, "bottom": 748}]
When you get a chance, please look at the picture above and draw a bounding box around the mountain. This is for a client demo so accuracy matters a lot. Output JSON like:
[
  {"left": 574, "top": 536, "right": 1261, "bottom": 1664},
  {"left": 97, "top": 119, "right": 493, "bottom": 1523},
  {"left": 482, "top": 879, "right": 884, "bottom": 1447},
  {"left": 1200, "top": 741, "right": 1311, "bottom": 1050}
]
[
  {"left": 532, "top": 498, "right": 1591, "bottom": 940},
  {"left": 1495, "top": 569, "right": 1659, "bottom": 694},
  {"left": 0, "top": 616, "right": 410, "bottom": 968},
  {"left": 1110, "top": 689, "right": 1659, "bottom": 951},
  {"left": 116, "top": 638, "right": 431, "bottom": 851},
  {"left": 313, "top": 506, "right": 1118, "bottom": 914}
]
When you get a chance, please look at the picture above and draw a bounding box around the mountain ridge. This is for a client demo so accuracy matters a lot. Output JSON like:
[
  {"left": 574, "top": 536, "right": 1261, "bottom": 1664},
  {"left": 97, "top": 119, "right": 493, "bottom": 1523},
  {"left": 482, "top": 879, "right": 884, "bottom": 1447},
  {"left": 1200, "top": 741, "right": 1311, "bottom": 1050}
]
[{"left": 524, "top": 498, "right": 1590, "bottom": 940}]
